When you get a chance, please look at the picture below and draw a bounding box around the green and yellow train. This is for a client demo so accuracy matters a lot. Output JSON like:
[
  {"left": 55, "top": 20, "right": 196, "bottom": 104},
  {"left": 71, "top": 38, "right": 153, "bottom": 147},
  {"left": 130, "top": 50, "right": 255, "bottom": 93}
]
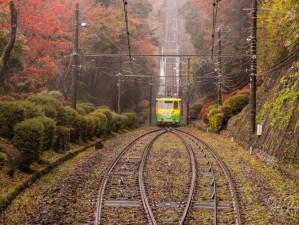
[{"left": 156, "top": 97, "right": 181, "bottom": 126}]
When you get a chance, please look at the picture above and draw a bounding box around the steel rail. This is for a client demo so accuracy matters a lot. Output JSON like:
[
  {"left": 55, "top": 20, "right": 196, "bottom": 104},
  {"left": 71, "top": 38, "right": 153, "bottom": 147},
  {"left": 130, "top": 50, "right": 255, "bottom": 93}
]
[
  {"left": 176, "top": 129, "right": 242, "bottom": 225},
  {"left": 174, "top": 130, "right": 217, "bottom": 224},
  {"left": 94, "top": 129, "right": 162, "bottom": 225},
  {"left": 138, "top": 133, "right": 167, "bottom": 225},
  {"left": 171, "top": 131, "right": 197, "bottom": 225}
]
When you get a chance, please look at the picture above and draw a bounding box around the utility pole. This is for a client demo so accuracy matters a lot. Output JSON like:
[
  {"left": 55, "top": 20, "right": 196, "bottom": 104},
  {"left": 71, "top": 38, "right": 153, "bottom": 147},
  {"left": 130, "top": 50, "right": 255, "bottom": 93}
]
[
  {"left": 149, "top": 77, "right": 153, "bottom": 125},
  {"left": 217, "top": 28, "right": 223, "bottom": 106},
  {"left": 179, "top": 58, "right": 184, "bottom": 116},
  {"left": 186, "top": 58, "right": 190, "bottom": 125},
  {"left": 250, "top": 0, "right": 257, "bottom": 133},
  {"left": 117, "top": 73, "right": 121, "bottom": 114},
  {"left": 71, "top": 3, "right": 79, "bottom": 109}
]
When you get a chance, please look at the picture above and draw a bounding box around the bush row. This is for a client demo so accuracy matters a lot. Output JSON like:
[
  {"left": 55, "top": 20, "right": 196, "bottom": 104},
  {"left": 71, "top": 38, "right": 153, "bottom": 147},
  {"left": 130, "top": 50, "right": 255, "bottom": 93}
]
[
  {"left": 207, "top": 94, "right": 250, "bottom": 131},
  {"left": 0, "top": 95, "right": 137, "bottom": 169}
]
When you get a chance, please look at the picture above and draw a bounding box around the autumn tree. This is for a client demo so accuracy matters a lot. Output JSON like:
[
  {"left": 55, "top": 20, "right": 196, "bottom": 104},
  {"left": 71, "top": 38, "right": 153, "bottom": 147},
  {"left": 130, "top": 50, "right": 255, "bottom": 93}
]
[{"left": 0, "top": 1, "right": 17, "bottom": 93}]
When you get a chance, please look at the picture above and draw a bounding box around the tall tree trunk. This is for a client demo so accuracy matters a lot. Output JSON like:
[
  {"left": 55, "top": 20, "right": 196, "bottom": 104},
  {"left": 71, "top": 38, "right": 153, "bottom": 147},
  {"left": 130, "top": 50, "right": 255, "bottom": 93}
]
[{"left": 0, "top": 1, "right": 18, "bottom": 91}]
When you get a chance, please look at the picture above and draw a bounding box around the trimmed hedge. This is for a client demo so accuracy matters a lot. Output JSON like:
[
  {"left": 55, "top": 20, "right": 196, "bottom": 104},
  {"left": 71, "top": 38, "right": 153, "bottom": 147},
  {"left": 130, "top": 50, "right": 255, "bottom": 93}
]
[
  {"left": 57, "top": 107, "right": 85, "bottom": 142},
  {"left": 207, "top": 94, "right": 249, "bottom": 131},
  {"left": 207, "top": 104, "right": 222, "bottom": 130},
  {"left": 220, "top": 105, "right": 233, "bottom": 124},
  {"left": 0, "top": 102, "right": 25, "bottom": 139},
  {"left": 76, "top": 105, "right": 87, "bottom": 115},
  {"left": 89, "top": 112, "right": 107, "bottom": 136},
  {"left": 97, "top": 108, "right": 113, "bottom": 134},
  {"left": 39, "top": 117, "right": 57, "bottom": 151},
  {"left": 111, "top": 112, "right": 123, "bottom": 132},
  {"left": 83, "top": 115, "right": 96, "bottom": 140},
  {"left": 122, "top": 112, "right": 137, "bottom": 128},
  {"left": 13, "top": 118, "right": 44, "bottom": 169},
  {"left": 27, "top": 95, "right": 64, "bottom": 109},
  {"left": 210, "top": 113, "right": 224, "bottom": 131},
  {"left": 0, "top": 100, "right": 43, "bottom": 139},
  {"left": 223, "top": 94, "right": 249, "bottom": 115},
  {"left": 28, "top": 95, "right": 65, "bottom": 120},
  {"left": 77, "top": 103, "right": 95, "bottom": 114},
  {"left": 53, "top": 126, "right": 70, "bottom": 151}
]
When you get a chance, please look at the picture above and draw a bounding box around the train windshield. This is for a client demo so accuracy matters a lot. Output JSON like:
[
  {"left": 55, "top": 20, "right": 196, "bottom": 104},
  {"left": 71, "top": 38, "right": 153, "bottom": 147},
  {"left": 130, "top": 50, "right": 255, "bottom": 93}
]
[{"left": 164, "top": 101, "right": 173, "bottom": 109}]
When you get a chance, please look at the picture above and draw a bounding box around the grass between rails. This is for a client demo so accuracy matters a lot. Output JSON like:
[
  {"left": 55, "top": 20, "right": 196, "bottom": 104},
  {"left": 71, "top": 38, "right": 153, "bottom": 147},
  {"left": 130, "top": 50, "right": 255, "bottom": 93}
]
[{"left": 181, "top": 127, "right": 299, "bottom": 224}]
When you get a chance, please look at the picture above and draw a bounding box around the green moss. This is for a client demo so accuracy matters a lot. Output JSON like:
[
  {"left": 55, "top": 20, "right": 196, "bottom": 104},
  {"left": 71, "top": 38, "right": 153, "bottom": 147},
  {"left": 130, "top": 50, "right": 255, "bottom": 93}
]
[{"left": 258, "top": 71, "right": 299, "bottom": 129}]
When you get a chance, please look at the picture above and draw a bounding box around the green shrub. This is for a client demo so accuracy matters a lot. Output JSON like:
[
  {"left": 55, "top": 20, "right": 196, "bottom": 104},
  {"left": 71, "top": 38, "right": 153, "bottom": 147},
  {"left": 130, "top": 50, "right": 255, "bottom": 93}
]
[
  {"left": 77, "top": 103, "right": 95, "bottom": 114},
  {"left": 207, "top": 104, "right": 221, "bottom": 118},
  {"left": 91, "top": 116, "right": 101, "bottom": 137},
  {"left": 38, "top": 117, "right": 56, "bottom": 151},
  {"left": 0, "top": 152, "right": 8, "bottom": 169},
  {"left": 27, "top": 95, "right": 64, "bottom": 108},
  {"left": 208, "top": 104, "right": 223, "bottom": 130},
  {"left": 89, "top": 112, "right": 107, "bottom": 136},
  {"left": 53, "top": 126, "right": 70, "bottom": 151},
  {"left": 0, "top": 100, "right": 42, "bottom": 139},
  {"left": 111, "top": 112, "right": 123, "bottom": 132},
  {"left": 209, "top": 113, "right": 224, "bottom": 131},
  {"left": 97, "top": 108, "right": 113, "bottom": 134},
  {"left": 120, "top": 114, "right": 129, "bottom": 129},
  {"left": 83, "top": 116, "right": 96, "bottom": 140},
  {"left": 17, "top": 100, "right": 44, "bottom": 119},
  {"left": 57, "top": 107, "right": 85, "bottom": 142},
  {"left": 0, "top": 102, "right": 26, "bottom": 139},
  {"left": 122, "top": 112, "right": 136, "bottom": 128},
  {"left": 220, "top": 105, "right": 233, "bottom": 124},
  {"left": 13, "top": 118, "right": 44, "bottom": 169},
  {"left": 27, "top": 95, "right": 65, "bottom": 119},
  {"left": 223, "top": 94, "right": 249, "bottom": 115},
  {"left": 76, "top": 105, "right": 87, "bottom": 115}
]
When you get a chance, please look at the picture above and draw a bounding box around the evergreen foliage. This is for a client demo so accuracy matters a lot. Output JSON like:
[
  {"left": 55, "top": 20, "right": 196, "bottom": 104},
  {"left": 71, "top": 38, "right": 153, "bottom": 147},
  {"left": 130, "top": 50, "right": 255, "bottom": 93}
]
[
  {"left": 53, "top": 126, "right": 70, "bottom": 151},
  {"left": 223, "top": 94, "right": 249, "bottom": 115},
  {"left": 13, "top": 118, "right": 44, "bottom": 169}
]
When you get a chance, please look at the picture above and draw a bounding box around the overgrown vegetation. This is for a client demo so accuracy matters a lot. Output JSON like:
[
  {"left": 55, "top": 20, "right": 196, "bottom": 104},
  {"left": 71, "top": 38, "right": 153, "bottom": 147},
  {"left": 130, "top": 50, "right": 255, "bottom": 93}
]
[{"left": 258, "top": 65, "right": 299, "bottom": 129}]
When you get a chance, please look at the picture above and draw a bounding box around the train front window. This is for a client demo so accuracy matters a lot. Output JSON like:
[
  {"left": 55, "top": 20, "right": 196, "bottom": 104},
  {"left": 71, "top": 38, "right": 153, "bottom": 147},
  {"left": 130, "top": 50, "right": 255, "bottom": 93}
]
[
  {"left": 173, "top": 101, "right": 178, "bottom": 109},
  {"left": 164, "top": 101, "right": 173, "bottom": 109}
]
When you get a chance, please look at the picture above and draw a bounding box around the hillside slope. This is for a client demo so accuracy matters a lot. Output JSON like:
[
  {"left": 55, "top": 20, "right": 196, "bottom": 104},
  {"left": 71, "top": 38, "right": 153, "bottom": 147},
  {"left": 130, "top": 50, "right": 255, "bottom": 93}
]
[
  {"left": 228, "top": 64, "right": 299, "bottom": 164},
  {"left": 228, "top": 0, "right": 299, "bottom": 164}
]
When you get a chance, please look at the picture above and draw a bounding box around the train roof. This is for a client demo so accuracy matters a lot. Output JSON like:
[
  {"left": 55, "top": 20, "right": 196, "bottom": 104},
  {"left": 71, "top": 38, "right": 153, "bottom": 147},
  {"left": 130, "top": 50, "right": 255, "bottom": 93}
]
[{"left": 156, "top": 97, "right": 181, "bottom": 101}]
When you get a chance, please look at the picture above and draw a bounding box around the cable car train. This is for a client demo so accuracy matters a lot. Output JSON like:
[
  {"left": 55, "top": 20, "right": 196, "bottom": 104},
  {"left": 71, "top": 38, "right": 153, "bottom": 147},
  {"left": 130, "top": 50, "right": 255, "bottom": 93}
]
[{"left": 156, "top": 97, "right": 181, "bottom": 126}]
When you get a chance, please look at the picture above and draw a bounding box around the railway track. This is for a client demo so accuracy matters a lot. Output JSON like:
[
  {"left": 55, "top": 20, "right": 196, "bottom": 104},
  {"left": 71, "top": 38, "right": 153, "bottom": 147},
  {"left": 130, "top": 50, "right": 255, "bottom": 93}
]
[
  {"left": 95, "top": 129, "right": 165, "bottom": 224},
  {"left": 94, "top": 128, "right": 241, "bottom": 225},
  {"left": 174, "top": 129, "right": 241, "bottom": 225}
]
